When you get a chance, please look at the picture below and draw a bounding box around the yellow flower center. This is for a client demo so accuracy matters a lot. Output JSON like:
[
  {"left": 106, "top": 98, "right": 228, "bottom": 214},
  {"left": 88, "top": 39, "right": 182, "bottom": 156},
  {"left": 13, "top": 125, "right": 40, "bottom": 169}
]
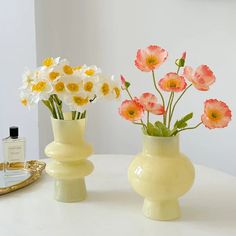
[
  {"left": 168, "top": 80, "right": 178, "bottom": 88},
  {"left": 54, "top": 82, "right": 65, "bottom": 92},
  {"left": 43, "top": 57, "right": 54, "bottom": 67},
  {"left": 85, "top": 69, "right": 95, "bottom": 76},
  {"left": 49, "top": 71, "right": 60, "bottom": 81},
  {"left": 73, "top": 66, "right": 82, "bottom": 71},
  {"left": 84, "top": 81, "right": 93, "bottom": 92},
  {"left": 21, "top": 99, "right": 28, "bottom": 106},
  {"left": 209, "top": 110, "right": 221, "bottom": 121},
  {"left": 101, "top": 83, "right": 110, "bottom": 95},
  {"left": 146, "top": 56, "right": 158, "bottom": 67},
  {"left": 63, "top": 65, "right": 73, "bottom": 75},
  {"left": 67, "top": 83, "right": 79, "bottom": 92},
  {"left": 113, "top": 87, "right": 121, "bottom": 98},
  {"left": 73, "top": 96, "right": 89, "bottom": 106},
  {"left": 128, "top": 110, "right": 135, "bottom": 116},
  {"left": 32, "top": 81, "right": 47, "bottom": 92}
]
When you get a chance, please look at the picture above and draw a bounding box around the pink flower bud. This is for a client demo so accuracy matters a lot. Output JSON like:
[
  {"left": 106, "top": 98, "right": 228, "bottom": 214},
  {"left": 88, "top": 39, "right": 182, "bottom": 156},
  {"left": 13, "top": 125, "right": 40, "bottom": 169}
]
[{"left": 181, "top": 51, "right": 186, "bottom": 60}]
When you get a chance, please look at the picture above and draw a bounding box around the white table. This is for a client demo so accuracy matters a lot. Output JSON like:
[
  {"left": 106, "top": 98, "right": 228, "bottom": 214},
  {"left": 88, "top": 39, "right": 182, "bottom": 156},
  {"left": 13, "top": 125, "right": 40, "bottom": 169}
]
[{"left": 0, "top": 155, "right": 236, "bottom": 236}]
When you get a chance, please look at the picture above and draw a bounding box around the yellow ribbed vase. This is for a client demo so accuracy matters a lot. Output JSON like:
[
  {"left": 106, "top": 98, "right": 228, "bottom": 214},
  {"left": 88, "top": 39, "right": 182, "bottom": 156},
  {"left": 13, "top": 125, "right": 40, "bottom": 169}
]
[
  {"left": 45, "top": 113, "right": 94, "bottom": 202},
  {"left": 128, "top": 135, "right": 195, "bottom": 220}
]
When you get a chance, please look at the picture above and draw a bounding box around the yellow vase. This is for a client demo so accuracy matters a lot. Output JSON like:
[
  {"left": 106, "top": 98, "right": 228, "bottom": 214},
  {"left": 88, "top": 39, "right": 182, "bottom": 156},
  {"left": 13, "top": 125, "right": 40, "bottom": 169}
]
[
  {"left": 128, "top": 134, "right": 195, "bottom": 220},
  {"left": 45, "top": 113, "right": 94, "bottom": 202}
]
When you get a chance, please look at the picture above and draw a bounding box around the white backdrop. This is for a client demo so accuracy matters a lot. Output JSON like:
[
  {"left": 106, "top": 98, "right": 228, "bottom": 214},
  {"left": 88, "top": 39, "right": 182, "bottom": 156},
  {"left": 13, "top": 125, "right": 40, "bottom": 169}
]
[
  {"left": 35, "top": 0, "right": 236, "bottom": 175},
  {"left": 0, "top": 0, "right": 38, "bottom": 161}
]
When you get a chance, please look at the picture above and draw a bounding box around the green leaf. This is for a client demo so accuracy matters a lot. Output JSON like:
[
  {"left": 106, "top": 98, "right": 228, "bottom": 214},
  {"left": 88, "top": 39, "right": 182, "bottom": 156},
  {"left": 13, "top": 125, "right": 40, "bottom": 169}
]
[
  {"left": 154, "top": 121, "right": 171, "bottom": 137},
  {"left": 125, "top": 81, "right": 130, "bottom": 89},
  {"left": 147, "top": 122, "right": 162, "bottom": 136},
  {"left": 174, "top": 112, "right": 193, "bottom": 129},
  {"left": 175, "top": 58, "right": 185, "bottom": 67}
]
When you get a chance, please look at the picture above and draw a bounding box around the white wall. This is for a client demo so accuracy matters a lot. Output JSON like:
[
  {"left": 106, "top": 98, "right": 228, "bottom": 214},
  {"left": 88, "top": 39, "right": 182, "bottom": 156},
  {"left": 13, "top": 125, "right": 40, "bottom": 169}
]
[
  {"left": 35, "top": 0, "right": 236, "bottom": 175},
  {"left": 0, "top": 0, "right": 38, "bottom": 161}
]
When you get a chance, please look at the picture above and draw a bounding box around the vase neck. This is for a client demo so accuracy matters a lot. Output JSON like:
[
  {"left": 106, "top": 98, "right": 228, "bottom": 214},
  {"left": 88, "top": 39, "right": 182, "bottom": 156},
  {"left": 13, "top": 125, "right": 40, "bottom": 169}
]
[
  {"left": 142, "top": 135, "right": 180, "bottom": 156},
  {"left": 51, "top": 117, "right": 85, "bottom": 144}
]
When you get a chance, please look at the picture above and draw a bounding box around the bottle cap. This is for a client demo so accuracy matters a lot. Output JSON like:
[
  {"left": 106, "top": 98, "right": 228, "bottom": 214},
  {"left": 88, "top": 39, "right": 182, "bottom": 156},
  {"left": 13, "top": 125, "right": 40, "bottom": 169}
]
[{"left": 9, "top": 126, "right": 19, "bottom": 139}]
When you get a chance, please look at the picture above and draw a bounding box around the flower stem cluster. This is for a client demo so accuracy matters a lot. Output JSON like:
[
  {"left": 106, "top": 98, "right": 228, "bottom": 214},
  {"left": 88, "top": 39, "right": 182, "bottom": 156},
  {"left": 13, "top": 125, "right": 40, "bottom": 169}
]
[{"left": 119, "top": 45, "right": 232, "bottom": 136}]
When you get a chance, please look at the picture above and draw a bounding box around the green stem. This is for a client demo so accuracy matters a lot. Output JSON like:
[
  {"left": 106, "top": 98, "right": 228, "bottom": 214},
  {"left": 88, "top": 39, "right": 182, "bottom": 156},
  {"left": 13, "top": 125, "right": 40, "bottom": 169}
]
[
  {"left": 42, "top": 100, "right": 53, "bottom": 115},
  {"left": 49, "top": 96, "right": 57, "bottom": 119},
  {"left": 147, "top": 111, "right": 150, "bottom": 124},
  {"left": 72, "top": 111, "right": 76, "bottom": 120},
  {"left": 165, "top": 92, "right": 173, "bottom": 127},
  {"left": 53, "top": 94, "right": 64, "bottom": 119},
  {"left": 81, "top": 110, "right": 86, "bottom": 119},
  {"left": 177, "top": 66, "right": 181, "bottom": 74},
  {"left": 133, "top": 121, "right": 147, "bottom": 130},
  {"left": 176, "top": 122, "right": 203, "bottom": 134},
  {"left": 77, "top": 112, "right": 81, "bottom": 119},
  {"left": 126, "top": 88, "right": 133, "bottom": 100},
  {"left": 52, "top": 95, "right": 63, "bottom": 120},
  {"left": 168, "top": 92, "right": 175, "bottom": 128},
  {"left": 151, "top": 70, "right": 165, "bottom": 124},
  {"left": 170, "top": 84, "right": 192, "bottom": 122}
]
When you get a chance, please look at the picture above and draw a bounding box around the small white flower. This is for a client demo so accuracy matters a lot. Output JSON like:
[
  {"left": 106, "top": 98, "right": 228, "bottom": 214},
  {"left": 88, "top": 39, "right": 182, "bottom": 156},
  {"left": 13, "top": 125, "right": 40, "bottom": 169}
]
[
  {"left": 96, "top": 75, "right": 119, "bottom": 100},
  {"left": 64, "top": 92, "right": 90, "bottom": 112},
  {"left": 64, "top": 75, "right": 82, "bottom": 94},
  {"left": 81, "top": 76, "right": 99, "bottom": 100},
  {"left": 82, "top": 65, "right": 102, "bottom": 78},
  {"left": 19, "top": 90, "right": 35, "bottom": 109},
  {"left": 52, "top": 78, "right": 67, "bottom": 100},
  {"left": 110, "top": 79, "right": 121, "bottom": 100},
  {"left": 31, "top": 79, "right": 53, "bottom": 103}
]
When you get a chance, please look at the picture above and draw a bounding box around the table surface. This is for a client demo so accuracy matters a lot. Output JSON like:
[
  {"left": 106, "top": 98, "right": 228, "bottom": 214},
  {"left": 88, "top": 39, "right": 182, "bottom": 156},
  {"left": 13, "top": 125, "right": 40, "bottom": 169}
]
[{"left": 0, "top": 155, "right": 236, "bottom": 236}]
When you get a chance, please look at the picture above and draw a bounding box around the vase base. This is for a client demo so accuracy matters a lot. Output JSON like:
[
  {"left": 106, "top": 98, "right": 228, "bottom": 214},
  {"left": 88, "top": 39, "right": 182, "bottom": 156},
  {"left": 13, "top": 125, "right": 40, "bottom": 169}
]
[
  {"left": 143, "top": 199, "right": 180, "bottom": 221},
  {"left": 54, "top": 178, "right": 87, "bottom": 202}
]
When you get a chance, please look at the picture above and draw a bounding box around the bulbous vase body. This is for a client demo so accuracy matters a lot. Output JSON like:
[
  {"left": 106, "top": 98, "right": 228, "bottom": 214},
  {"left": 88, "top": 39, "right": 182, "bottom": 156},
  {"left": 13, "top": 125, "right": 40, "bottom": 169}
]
[
  {"left": 45, "top": 113, "right": 94, "bottom": 202},
  {"left": 128, "top": 135, "right": 195, "bottom": 220}
]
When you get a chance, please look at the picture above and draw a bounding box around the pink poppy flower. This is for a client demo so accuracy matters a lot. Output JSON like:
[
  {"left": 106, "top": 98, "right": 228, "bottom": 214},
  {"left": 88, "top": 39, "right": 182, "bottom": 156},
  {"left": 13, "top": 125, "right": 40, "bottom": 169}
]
[
  {"left": 120, "top": 75, "right": 126, "bottom": 89},
  {"left": 183, "top": 65, "right": 216, "bottom": 91},
  {"left": 139, "top": 92, "right": 164, "bottom": 115},
  {"left": 146, "top": 102, "right": 165, "bottom": 115},
  {"left": 119, "top": 99, "right": 144, "bottom": 122},
  {"left": 135, "top": 45, "right": 168, "bottom": 72},
  {"left": 158, "top": 72, "right": 187, "bottom": 92},
  {"left": 201, "top": 99, "right": 232, "bottom": 129}
]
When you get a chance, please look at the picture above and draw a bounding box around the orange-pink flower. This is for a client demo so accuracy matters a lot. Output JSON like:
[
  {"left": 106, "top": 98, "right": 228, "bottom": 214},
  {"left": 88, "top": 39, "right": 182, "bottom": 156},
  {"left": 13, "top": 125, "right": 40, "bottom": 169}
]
[
  {"left": 135, "top": 45, "right": 168, "bottom": 72},
  {"left": 139, "top": 92, "right": 164, "bottom": 115},
  {"left": 183, "top": 65, "right": 216, "bottom": 91},
  {"left": 201, "top": 99, "right": 232, "bottom": 129},
  {"left": 119, "top": 99, "right": 144, "bottom": 122},
  {"left": 158, "top": 72, "right": 187, "bottom": 92}
]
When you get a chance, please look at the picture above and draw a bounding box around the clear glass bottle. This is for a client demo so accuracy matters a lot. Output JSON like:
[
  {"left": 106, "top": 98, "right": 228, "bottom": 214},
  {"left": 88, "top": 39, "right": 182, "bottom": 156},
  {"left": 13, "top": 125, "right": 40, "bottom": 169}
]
[{"left": 2, "top": 126, "right": 26, "bottom": 177}]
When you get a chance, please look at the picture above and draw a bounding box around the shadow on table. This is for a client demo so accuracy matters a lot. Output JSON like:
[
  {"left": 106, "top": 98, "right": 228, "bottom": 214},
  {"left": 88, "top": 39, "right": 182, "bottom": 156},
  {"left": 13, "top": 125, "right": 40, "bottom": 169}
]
[
  {"left": 181, "top": 189, "right": 236, "bottom": 232},
  {"left": 88, "top": 190, "right": 142, "bottom": 208}
]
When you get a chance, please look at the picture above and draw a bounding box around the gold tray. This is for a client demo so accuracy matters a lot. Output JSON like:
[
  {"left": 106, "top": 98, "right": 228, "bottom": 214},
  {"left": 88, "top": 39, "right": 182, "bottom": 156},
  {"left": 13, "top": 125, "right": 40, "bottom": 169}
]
[{"left": 0, "top": 160, "right": 46, "bottom": 195}]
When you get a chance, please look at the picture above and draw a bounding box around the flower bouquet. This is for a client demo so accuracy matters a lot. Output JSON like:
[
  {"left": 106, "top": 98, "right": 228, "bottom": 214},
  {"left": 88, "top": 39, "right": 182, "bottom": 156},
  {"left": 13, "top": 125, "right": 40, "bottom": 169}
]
[
  {"left": 20, "top": 57, "right": 121, "bottom": 119},
  {"left": 19, "top": 57, "right": 121, "bottom": 202},
  {"left": 119, "top": 45, "right": 231, "bottom": 134},
  {"left": 119, "top": 45, "right": 232, "bottom": 220}
]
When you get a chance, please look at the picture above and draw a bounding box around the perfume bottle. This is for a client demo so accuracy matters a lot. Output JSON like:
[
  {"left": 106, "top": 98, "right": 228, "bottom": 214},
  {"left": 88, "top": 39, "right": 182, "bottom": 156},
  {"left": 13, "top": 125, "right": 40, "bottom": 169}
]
[{"left": 2, "top": 126, "right": 25, "bottom": 176}]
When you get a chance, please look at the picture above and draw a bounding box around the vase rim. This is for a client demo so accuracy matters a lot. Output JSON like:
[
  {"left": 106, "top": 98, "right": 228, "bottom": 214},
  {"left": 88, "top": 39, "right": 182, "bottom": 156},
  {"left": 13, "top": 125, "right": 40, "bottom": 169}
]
[
  {"left": 143, "top": 133, "right": 179, "bottom": 140},
  {"left": 50, "top": 116, "right": 86, "bottom": 122}
]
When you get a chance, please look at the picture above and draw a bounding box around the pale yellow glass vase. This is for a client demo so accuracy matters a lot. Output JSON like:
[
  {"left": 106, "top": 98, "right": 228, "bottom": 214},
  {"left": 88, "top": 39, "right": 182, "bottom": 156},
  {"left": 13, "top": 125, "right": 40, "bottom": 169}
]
[
  {"left": 128, "top": 134, "right": 195, "bottom": 221},
  {"left": 45, "top": 113, "right": 94, "bottom": 202}
]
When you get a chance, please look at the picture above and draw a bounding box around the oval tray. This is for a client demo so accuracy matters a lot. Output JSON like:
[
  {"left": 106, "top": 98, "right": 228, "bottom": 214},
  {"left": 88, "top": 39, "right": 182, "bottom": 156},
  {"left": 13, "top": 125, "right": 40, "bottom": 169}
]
[{"left": 0, "top": 160, "right": 46, "bottom": 195}]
